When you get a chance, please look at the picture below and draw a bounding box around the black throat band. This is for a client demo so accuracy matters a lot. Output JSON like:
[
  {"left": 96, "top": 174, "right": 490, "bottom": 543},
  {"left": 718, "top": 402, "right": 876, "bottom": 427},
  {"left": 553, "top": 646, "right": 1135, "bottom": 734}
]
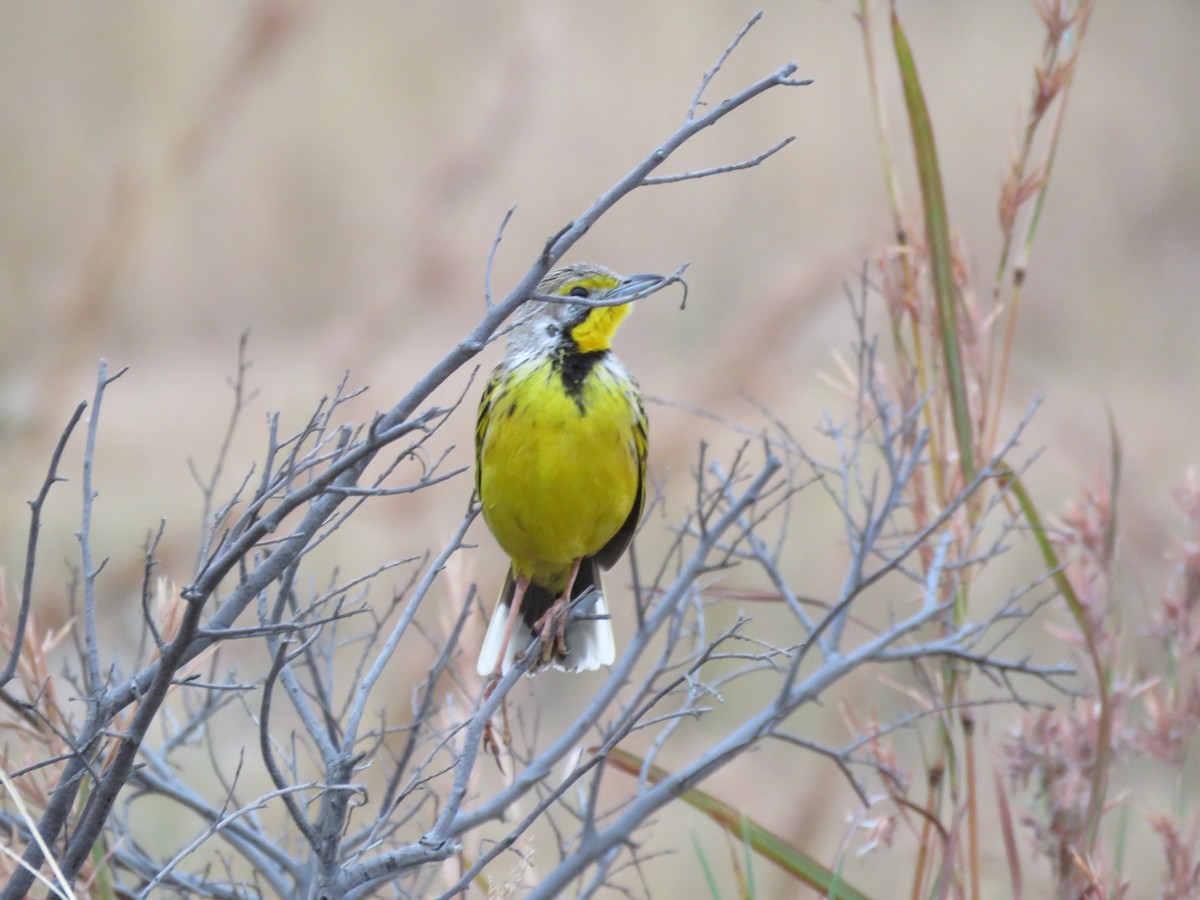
[{"left": 555, "top": 349, "right": 608, "bottom": 411}]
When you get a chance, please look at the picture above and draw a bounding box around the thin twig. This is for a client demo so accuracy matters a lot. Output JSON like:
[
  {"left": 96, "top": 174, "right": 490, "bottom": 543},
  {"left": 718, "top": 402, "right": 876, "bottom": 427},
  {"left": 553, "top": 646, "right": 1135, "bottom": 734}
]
[
  {"left": 77, "top": 361, "right": 129, "bottom": 695},
  {"left": 3, "top": 402, "right": 86, "bottom": 689},
  {"left": 484, "top": 205, "right": 517, "bottom": 310},
  {"left": 688, "top": 10, "right": 765, "bottom": 120},
  {"left": 642, "top": 136, "right": 797, "bottom": 185}
]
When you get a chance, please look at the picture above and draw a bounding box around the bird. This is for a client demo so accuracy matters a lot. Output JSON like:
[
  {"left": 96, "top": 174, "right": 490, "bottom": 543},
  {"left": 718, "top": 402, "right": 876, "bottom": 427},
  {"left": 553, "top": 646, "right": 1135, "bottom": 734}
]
[{"left": 475, "top": 262, "right": 657, "bottom": 678}]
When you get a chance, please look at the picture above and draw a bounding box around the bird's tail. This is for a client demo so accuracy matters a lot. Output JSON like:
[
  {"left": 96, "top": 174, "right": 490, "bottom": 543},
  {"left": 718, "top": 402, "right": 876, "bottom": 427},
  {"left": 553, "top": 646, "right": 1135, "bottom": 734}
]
[{"left": 476, "top": 558, "right": 616, "bottom": 676}]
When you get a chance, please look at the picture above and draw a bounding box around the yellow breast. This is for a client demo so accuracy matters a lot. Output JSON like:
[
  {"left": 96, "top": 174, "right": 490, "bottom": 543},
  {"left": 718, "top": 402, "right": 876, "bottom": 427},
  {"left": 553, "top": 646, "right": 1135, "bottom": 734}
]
[{"left": 478, "top": 357, "right": 640, "bottom": 592}]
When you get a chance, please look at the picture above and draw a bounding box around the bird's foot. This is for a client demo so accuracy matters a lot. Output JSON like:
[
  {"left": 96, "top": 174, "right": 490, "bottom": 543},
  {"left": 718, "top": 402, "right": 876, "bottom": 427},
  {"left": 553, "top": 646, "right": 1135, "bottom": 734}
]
[
  {"left": 481, "top": 672, "right": 513, "bottom": 756},
  {"left": 535, "top": 599, "right": 570, "bottom": 666}
]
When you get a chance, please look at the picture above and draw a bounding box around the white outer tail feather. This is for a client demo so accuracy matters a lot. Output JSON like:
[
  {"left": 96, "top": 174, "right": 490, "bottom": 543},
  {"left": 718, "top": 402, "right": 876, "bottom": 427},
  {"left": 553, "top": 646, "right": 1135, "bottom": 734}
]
[{"left": 476, "top": 590, "right": 616, "bottom": 676}]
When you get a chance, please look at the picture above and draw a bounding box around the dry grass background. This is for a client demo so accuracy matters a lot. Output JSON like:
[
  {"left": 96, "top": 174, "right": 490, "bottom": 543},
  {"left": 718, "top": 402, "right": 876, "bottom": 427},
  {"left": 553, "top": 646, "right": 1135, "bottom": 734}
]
[{"left": 1, "top": 1, "right": 1198, "bottom": 896}]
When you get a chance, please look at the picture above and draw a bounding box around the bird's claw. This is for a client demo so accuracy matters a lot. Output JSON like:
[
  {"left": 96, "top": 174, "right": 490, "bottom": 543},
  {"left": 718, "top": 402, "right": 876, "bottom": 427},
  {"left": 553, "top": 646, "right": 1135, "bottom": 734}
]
[{"left": 535, "top": 600, "right": 570, "bottom": 665}]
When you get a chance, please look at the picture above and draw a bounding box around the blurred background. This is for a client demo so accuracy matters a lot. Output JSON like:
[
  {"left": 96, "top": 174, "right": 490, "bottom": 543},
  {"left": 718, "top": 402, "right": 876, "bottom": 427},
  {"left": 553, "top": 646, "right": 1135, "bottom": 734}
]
[{"left": 1, "top": 1, "right": 1197, "bottom": 896}]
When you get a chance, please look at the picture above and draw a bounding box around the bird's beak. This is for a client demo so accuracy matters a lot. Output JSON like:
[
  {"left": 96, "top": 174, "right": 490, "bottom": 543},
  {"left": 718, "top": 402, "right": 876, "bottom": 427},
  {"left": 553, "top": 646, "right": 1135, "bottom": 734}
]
[{"left": 609, "top": 273, "right": 667, "bottom": 303}]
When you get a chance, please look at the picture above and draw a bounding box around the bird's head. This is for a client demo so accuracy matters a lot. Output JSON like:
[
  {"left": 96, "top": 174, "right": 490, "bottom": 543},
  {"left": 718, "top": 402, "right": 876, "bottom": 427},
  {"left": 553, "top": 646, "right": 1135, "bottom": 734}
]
[{"left": 508, "top": 263, "right": 664, "bottom": 356}]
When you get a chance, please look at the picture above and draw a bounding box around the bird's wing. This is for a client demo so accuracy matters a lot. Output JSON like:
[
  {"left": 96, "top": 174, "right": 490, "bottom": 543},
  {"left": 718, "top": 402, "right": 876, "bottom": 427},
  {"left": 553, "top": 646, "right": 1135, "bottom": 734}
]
[
  {"left": 475, "top": 366, "right": 504, "bottom": 497},
  {"left": 595, "top": 388, "right": 647, "bottom": 570}
]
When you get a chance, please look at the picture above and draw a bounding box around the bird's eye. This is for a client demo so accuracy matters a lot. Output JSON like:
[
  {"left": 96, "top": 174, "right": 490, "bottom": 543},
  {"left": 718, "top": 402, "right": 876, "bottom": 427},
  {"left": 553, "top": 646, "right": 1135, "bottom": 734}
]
[
  {"left": 545, "top": 322, "right": 559, "bottom": 337},
  {"left": 568, "top": 286, "right": 590, "bottom": 298}
]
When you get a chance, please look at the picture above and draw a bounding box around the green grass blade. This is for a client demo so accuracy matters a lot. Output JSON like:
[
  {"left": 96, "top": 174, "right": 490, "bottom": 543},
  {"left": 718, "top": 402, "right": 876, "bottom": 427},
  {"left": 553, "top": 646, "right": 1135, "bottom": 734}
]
[
  {"left": 603, "top": 748, "right": 873, "bottom": 900},
  {"left": 693, "top": 833, "right": 725, "bottom": 900},
  {"left": 998, "top": 466, "right": 1081, "bottom": 629},
  {"left": 998, "top": 463, "right": 1113, "bottom": 850},
  {"left": 891, "top": 6, "right": 975, "bottom": 484},
  {"left": 740, "top": 818, "right": 758, "bottom": 899}
]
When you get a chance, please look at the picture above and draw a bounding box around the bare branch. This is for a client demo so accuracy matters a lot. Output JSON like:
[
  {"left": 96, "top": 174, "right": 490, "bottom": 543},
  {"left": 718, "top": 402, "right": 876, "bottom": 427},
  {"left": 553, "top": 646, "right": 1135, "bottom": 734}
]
[
  {"left": 688, "top": 10, "right": 765, "bottom": 120},
  {"left": 484, "top": 205, "right": 517, "bottom": 310},
  {"left": 78, "top": 360, "right": 128, "bottom": 694},
  {"left": 191, "top": 331, "right": 258, "bottom": 571},
  {"left": 642, "top": 136, "right": 796, "bottom": 186},
  {"left": 3, "top": 402, "right": 86, "bottom": 689}
]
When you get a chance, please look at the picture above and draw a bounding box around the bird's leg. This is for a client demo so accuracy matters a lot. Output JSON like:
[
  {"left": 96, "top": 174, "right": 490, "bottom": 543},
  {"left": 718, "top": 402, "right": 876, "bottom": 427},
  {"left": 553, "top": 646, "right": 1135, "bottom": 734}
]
[
  {"left": 536, "top": 556, "right": 582, "bottom": 666},
  {"left": 482, "top": 573, "right": 530, "bottom": 751},
  {"left": 485, "top": 573, "right": 530, "bottom": 693}
]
